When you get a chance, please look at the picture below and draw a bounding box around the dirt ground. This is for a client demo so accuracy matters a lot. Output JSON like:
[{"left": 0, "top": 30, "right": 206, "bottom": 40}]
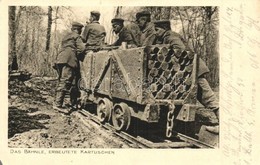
[
  {"left": 8, "top": 76, "right": 218, "bottom": 148},
  {"left": 8, "top": 77, "right": 132, "bottom": 148}
]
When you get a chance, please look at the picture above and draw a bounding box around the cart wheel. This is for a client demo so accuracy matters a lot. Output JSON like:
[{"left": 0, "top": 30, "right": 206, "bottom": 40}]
[
  {"left": 112, "top": 103, "right": 131, "bottom": 131},
  {"left": 97, "top": 98, "right": 112, "bottom": 123}
]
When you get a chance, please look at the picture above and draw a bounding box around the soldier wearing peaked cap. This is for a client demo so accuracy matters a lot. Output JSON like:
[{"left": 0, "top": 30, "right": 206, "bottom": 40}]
[
  {"left": 82, "top": 11, "right": 106, "bottom": 48},
  {"left": 154, "top": 20, "right": 219, "bottom": 133},
  {"left": 71, "top": 21, "right": 84, "bottom": 28},
  {"left": 53, "top": 21, "right": 86, "bottom": 114},
  {"left": 135, "top": 11, "right": 156, "bottom": 46},
  {"left": 153, "top": 20, "right": 171, "bottom": 31},
  {"left": 110, "top": 18, "right": 137, "bottom": 48},
  {"left": 136, "top": 11, "right": 151, "bottom": 20},
  {"left": 90, "top": 11, "right": 100, "bottom": 18},
  {"left": 111, "top": 18, "right": 124, "bottom": 24}
]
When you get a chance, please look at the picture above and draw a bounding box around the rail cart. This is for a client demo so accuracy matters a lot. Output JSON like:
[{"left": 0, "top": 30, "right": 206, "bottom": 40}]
[{"left": 79, "top": 45, "right": 201, "bottom": 139}]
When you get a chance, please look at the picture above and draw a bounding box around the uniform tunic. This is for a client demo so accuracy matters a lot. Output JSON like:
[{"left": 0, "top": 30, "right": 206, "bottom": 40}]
[
  {"left": 82, "top": 21, "right": 106, "bottom": 46},
  {"left": 111, "top": 26, "right": 137, "bottom": 47},
  {"left": 139, "top": 22, "right": 156, "bottom": 46},
  {"left": 56, "top": 31, "right": 85, "bottom": 68},
  {"left": 126, "top": 23, "right": 141, "bottom": 46},
  {"left": 155, "top": 30, "right": 186, "bottom": 49}
]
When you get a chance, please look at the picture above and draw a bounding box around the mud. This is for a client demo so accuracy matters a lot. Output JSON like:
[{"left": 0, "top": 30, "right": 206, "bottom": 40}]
[{"left": 8, "top": 77, "right": 131, "bottom": 148}]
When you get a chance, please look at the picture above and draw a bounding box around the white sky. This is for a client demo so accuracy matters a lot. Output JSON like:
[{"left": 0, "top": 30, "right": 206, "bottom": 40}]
[
  {"left": 53, "top": 6, "right": 116, "bottom": 43},
  {"left": 48, "top": 6, "right": 183, "bottom": 44},
  {"left": 71, "top": 6, "right": 115, "bottom": 26}
]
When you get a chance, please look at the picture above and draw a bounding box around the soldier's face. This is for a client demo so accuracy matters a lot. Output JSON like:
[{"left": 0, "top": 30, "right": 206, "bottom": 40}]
[
  {"left": 89, "top": 16, "right": 94, "bottom": 22},
  {"left": 155, "top": 27, "right": 165, "bottom": 37},
  {"left": 74, "top": 28, "right": 82, "bottom": 34},
  {"left": 78, "top": 28, "right": 82, "bottom": 35},
  {"left": 112, "top": 23, "right": 122, "bottom": 34},
  {"left": 137, "top": 16, "right": 147, "bottom": 29},
  {"left": 71, "top": 27, "right": 82, "bottom": 34}
]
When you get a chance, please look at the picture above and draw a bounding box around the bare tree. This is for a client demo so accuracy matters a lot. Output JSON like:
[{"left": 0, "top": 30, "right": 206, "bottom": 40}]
[
  {"left": 9, "top": 6, "right": 18, "bottom": 70},
  {"left": 46, "top": 6, "right": 52, "bottom": 52},
  {"left": 201, "top": 7, "right": 219, "bottom": 87},
  {"left": 115, "top": 6, "right": 122, "bottom": 18}
]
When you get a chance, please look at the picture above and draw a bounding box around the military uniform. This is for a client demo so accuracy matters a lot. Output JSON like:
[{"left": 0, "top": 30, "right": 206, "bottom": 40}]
[
  {"left": 111, "top": 18, "right": 137, "bottom": 47},
  {"left": 112, "top": 26, "right": 137, "bottom": 46},
  {"left": 139, "top": 22, "right": 156, "bottom": 46},
  {"left": 56, "top": 31, "right": 85, "bottom": 68},
  {"left": 54, "top": 22, "right": 85, "bottom": 111},
  {"left": 125, "top": 23, "right": 141, "bottom": 47},
  {"left": 154, "top": 30, "right": 186, "bottom": 49},
  {"left": 136, "top": 11, "right": 156, "bottom": 46},
  {"left": 82, "top": 11, "right": 106, "bottom": 47},
  {"left": 82, "top": 21, "right": 106, "bottom": 46}
]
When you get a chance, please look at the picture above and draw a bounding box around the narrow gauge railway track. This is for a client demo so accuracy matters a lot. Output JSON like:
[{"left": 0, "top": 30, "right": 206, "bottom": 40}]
[
  {"left": 75, "top": 109, "right": 214, "bottom": 149},
  {"left": 76, "top": 109, "right": 150, "bottom": 148}
]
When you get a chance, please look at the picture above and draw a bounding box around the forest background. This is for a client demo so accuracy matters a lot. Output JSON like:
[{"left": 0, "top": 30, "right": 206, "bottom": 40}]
[{"left": 8, "top": 6, "right": 219, "bottom": 88}]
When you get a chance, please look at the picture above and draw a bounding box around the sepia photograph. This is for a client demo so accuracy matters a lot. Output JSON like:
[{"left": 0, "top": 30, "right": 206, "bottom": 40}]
[
  {"left": 1, "top": 1, "right": 260, "bottom": 165},
  {"left": 8, "top": 6, "right": 219, "bottom": 149}
]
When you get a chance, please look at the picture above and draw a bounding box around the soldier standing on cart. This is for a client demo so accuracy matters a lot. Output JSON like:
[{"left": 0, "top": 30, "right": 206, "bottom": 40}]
[
  {"left": 78, "top": 11, "right": 106, "bottom": 107},
  {"left": 53, "top": 22, "right": 85, "bottom": 114},
  {"left": 153, "top": 20, "right": 219, "bottom": 133},
  {"left": 82, "top": 11, "right": 106, "bottom": 49}
]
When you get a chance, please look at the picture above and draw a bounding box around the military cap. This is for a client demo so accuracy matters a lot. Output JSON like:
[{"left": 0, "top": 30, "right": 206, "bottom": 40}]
[
  {"left": 71, "top": 21, "right": 84, "bottom": 28},
  {"left": 136, "top": 11, "right": 151, "bottom": 19},
  {"left": 111, "top": 18, "right": 124, "bottom": 25},
  {"left": 90, "top": 11, "right": 100, "bottom": 18},
  {"left": 154, "top": 20, "right": 171, "bottom": 30}
]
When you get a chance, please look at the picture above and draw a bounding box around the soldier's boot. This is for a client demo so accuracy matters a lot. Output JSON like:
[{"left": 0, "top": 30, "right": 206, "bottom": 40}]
[
  {"left": 53, "top": 91, "right": 69, "bottom": 114},
  {"left": 69, "top": 87, "right": 80, "bottom": 110},
  {"left": 69, "top": 97, "right": 78, "bottom": 110},
  {"left": 205, "top": 108, "right": 219, "bottom": 134}
]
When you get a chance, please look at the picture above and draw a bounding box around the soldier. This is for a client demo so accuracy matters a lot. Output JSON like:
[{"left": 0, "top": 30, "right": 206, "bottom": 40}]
[
  {"left": 53, "top": 22, "right": 85, "bottom": 114},
  {"left": 135, "top": 11, "right": 156, "bottom": 46},
  {"left": 82, "top": 11, "right": 106, "bottom": 48},
  {"left": 153, "top": 20, "right": 186, "bottom": 49},
  {"left": 110, "top": 18, "right": 137, "bottom": 48},
  {"left": 154, "top": 20, "right": 219, "bottom": 133}
]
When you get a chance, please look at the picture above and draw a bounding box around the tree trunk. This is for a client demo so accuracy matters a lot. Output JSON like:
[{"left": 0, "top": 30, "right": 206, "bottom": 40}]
[
  {"left": 19, "top": 11, "right": 30, "bottom": 69},
  {"left": 163, "top": 7, "right": 171, "bottom": 19},
  {"left": 115, "top": 6, "right": 122, "bottom": 18},
  {"left": 9, "top": 6, "right": 18, "bottom": 70},
  {"left": 46, "top": 6, "right": 52, "bottom": 52},
  {"left": 203, "top": 7, "right": 218, "bottom": 88}
]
